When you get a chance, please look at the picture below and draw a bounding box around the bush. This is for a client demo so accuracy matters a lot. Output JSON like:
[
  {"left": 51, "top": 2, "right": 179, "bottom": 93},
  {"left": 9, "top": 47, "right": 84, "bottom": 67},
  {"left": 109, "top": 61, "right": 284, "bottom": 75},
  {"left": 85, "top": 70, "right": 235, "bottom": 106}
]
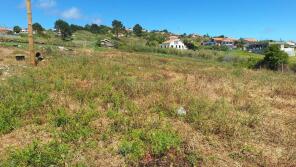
[
  {"left": 147, "top": 129, "right": 181, "bottom": 156},
  {"left": 119, "top": 139, "right": 146, "bottom": 161},
  {"left": 0, "top": 105, "right": 19, "bottom": 134},
  {"left": 54, "top": 110, "right": 96, "bottom": 143},
  {"left": 289, "top": 63, "right": 296, "bottom": 72},
  {"left": 100, "top": 84, "right": 126, "bottom": 112},
  {"left": 2, "top": 141, "right": 69, "bottom": 167},
  {"left": 119, "top": 129, "right": 181, "bottom": 163},
  {"left": 263, "top": 45, "right": 289, "bottom": 70},
  {"left": 118, "top": 42, "right": 220, "bottom": 61},
  {"left": 119, "top": 129, "right": 146, "bottom": 163},
  {"left": 51, "top": 108, "right": 71, "bottom": 127},
  {"left": 0, "top": 75, "right": 49, "bottom": 134}
]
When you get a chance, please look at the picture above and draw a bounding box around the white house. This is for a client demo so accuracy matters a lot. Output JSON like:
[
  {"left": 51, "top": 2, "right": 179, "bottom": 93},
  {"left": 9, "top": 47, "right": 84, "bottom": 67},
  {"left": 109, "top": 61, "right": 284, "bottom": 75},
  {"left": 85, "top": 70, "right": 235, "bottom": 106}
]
[
  {"left": 246, "top": 41, "right": 296, "bottom": 56},
  {"left": 160, "top": 36, "right": 187, "bottom": 50},
  {"left": 280, "top": 44, "right": 295, "bottom": 56},
  {"left": 20, "top": 28, "right": 28, "bottom": 33}
]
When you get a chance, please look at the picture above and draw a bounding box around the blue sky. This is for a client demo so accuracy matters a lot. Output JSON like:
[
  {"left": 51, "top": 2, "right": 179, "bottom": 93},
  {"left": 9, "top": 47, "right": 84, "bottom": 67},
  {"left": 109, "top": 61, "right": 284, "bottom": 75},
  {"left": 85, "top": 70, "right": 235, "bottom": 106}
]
[{"left": 1, "top": 0, "right": 296, "bottom": 40}]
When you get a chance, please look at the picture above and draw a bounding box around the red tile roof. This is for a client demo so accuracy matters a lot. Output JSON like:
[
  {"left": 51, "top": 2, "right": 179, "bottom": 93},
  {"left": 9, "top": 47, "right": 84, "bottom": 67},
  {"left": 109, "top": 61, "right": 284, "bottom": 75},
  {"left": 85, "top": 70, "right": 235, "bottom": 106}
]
[
  {"left": 213, "top": 37, "right": 237, "bottom": 42},
  {"left": 243, "top": 38, "right": 257, "bottom": 42}
]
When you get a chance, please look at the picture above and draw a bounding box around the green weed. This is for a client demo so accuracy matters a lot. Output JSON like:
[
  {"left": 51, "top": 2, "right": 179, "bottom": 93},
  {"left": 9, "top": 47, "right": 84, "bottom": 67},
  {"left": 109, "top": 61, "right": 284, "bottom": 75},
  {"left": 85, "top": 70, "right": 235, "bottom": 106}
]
[{"left": 1, "top": 141, "right": 69, "bottom": 167}]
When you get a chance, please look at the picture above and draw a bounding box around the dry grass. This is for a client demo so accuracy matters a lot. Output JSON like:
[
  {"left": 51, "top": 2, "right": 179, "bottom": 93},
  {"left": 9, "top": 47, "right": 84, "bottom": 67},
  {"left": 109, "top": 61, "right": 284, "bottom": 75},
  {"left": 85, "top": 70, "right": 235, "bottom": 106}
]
[{"left": 0, "top": 47, "right": 295, "bottom": 166}]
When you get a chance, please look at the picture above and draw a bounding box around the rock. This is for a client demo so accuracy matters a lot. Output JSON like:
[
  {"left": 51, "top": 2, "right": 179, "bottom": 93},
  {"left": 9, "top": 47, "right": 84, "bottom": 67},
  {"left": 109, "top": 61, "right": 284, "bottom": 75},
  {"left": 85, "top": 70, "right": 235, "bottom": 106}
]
[
  {"left": 58, "top": 46, "right": 65, "bottom": 51},
  {"left": 177, "top": 107, "right": 187, "bottom": 116}
]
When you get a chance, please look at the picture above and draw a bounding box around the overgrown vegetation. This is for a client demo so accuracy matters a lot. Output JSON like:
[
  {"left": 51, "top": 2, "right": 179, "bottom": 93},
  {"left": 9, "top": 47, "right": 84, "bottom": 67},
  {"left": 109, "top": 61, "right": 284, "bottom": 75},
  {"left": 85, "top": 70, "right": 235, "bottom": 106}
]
[
  {"left": 0, "top": 47, "right": 295, "bottom": 166},
  {"left": 262, "top": 45, "right": 289, "bottom": 70},
  {"left": 1, "top": 141, "right": 69, "bottom": 167}
]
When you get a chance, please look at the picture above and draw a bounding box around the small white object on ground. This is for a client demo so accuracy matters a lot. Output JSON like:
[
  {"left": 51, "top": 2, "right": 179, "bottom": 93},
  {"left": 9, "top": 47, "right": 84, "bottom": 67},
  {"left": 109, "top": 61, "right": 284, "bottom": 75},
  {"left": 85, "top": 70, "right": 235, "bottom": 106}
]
[{"left": 177, "top": 107, "right": 187, "bottom": 116}]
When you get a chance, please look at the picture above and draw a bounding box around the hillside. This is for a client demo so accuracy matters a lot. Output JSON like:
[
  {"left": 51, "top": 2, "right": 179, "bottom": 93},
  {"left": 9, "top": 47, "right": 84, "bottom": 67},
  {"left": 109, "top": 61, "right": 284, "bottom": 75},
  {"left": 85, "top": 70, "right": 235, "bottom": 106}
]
[{"left": 0, "top": 46, "right": 295, "bottom": 166}]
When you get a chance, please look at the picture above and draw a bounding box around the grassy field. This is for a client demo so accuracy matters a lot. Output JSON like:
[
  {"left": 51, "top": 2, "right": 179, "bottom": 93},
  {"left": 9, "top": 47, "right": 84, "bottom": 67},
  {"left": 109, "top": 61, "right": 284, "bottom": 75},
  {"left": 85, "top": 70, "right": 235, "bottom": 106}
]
[{"left": 0, "top": 46, "right": 295, "bottom": 166}]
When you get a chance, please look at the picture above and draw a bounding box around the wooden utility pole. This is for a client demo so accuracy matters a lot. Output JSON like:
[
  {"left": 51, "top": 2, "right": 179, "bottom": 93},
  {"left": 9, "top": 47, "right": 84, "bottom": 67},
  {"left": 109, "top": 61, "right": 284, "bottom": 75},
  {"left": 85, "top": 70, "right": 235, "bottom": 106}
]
[{"left": 26, "top": 0, "right": 36, "bottom": 66}]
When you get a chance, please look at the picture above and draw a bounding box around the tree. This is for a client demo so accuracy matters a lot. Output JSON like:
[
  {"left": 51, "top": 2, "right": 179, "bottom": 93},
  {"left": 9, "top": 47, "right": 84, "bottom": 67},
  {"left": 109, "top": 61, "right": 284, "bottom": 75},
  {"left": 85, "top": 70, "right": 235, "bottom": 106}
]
[
  {"left": 84, "top": 24, "right": 111, "bottom": 34},
  {"left": 162, "top": 29, "right": 169, "bottom": 33},
  {"left": 235, "top": 38, "right": 246, "bottom": 50},
  {"left": 145, "top": 32, "right": 166, "bottom": 44},
  {"left": 84, "top": 24, "right": 91, "bottom": 31},
  {"left": 97, "top": 25, "right": 111, "bottom": 34},
  {"left": 215, "top": 35, "right": 225, "bottom": 38},
  {"left": 133, "top": 24, "right": 143, "bottom": 37},
  {"left": 54, "top": 19, "right": 72, "bottom": 40},
  {"left": 263, "top": 45, "right": 289, "bottom": 71},
  {"left": 90, "top": 24, "right": 99, "bottom": 34},
  {"left": 32, "top": 23, "right": 44, "bottom": 34},
  {"left": 183, "top": 39, "right": 197, "bottom": 50},
  {"left": 145, "top": 32, "right": 166, "bottom": 47},
  {"left": 70, "top": 24, "right": 84, "bottom": 33},
  {"left": 13, "top": 26, "right": 21, "bottom": 33},
  {"left": 112, "top": 20, "right": 124, "bottom": 38}
]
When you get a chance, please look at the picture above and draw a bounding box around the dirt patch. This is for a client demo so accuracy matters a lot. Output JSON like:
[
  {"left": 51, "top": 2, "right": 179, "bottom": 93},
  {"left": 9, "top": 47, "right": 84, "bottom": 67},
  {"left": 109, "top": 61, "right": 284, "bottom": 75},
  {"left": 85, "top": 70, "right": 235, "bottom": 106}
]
[
  {"left": 0, "top": 47, "right": 14, "bottom": 57},
  {"left": 50, "top": 92, "right": 81, "bottom": 113},
  {"left": 0, "top": 124, "right": 52, "bottom": 156}
]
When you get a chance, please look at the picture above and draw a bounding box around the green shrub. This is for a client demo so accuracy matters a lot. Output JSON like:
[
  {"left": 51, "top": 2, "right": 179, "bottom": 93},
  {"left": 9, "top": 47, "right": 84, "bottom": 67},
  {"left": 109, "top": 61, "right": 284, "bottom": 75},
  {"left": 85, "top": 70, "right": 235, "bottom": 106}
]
[
  {"left": 288, "top": 63, "right": 296, "bottom": 72},
  {"left": 186, "top": 152, "right": 203, "bottom": 166},
  {"left": 100, "top": 84, "right": 126, "bottom": 111},
  {"left": 147, "top": 129, "right": 181, "bottom": 156},
  {"left": 186, "top": 98, "right": 210, "bottom": 124},
  {"left": 118, "top": 42, "right": 220, "bottom": 61},
  {"left": 119, "top": 128, "right": 181, "bottom": 163},
  {"left": 57, "top": 110, "right": 96, "bottom": 142},
  {"left": 0, "top": 105, "right": 19, "bottom": 134},
  {"left": 108, "top": 110, "right": 132, "bottom": 133},
  {"left": 263, "top": 45, "right": 289, "bottom": 70},
  {"left": 0, "top": 75, "right": 49, "bottom": 134},
  {"left": 119, "top": 139, "right": 146, "bottom": 161},
  {"left": 2, "top": 141, "right": 69, "bottom": 167},
  {"left": 51, "top": 108, "right": 71, "bottom": 127},
  {"left": 119, "top": 129, "right": 146, "bottom": 162}
]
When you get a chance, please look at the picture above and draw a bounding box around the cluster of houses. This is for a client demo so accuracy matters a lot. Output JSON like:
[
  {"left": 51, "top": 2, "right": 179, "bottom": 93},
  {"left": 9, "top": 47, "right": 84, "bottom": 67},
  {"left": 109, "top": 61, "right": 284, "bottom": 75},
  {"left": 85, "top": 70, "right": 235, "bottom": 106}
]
[
  {"left": 0, "top": 27, "right": 12, "bottom": 34},
  {"left": 0, "top": 27, "right": 29, "bottom": 34},
  {"left": 1, "top": 25, "right": 296, "bottom": 56},
  {"left": 244, "top": 41, "right": 296, "bottom": 56},
  {"left": 160, "top": 35, "right": 296, "bottom": 56},
  {"left": 203, "top": 37, "right": 238, "bottom": 49}
]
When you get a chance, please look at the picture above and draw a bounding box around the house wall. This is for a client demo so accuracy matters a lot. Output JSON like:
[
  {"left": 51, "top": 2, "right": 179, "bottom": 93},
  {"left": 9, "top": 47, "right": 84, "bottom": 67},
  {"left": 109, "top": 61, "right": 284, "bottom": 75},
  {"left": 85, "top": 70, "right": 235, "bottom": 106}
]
[
  {"left": 160, "top": 41, "right": 187, "bottom": 50},
  {"left": 281, "top": 47, "right": 295, "bottom": 56},
  {"left": 246, "top": 43, "right": 296, "bottom": 56}
]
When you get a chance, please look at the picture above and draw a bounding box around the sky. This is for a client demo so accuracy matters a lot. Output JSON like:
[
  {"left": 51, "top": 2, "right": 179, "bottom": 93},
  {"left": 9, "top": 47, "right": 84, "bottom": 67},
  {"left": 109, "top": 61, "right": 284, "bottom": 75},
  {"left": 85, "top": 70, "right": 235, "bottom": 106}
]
[{"left": 1, "top": 0, "right": 296, "bottom": 41}]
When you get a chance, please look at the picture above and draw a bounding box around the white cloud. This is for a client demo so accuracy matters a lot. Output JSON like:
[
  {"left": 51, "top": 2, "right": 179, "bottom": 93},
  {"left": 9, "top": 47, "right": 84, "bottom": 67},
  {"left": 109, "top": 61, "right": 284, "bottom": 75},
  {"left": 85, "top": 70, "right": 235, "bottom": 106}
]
[
  {"left": 36, "top": 0, "right": 56, "bottom": 9},
  {"left": 61, "top": 7, "right": 82, "bottom": 19},
  {"left": 92, "top": 18, "right": 102, "bottom": 25}
]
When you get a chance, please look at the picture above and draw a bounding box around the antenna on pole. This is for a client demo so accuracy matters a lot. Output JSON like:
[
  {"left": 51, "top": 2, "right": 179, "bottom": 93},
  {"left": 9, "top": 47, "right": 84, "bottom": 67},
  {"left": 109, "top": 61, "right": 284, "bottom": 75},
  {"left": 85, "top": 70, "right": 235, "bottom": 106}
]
[{"left": 26, "top": 0, "right": 36, "bottom": 66}]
